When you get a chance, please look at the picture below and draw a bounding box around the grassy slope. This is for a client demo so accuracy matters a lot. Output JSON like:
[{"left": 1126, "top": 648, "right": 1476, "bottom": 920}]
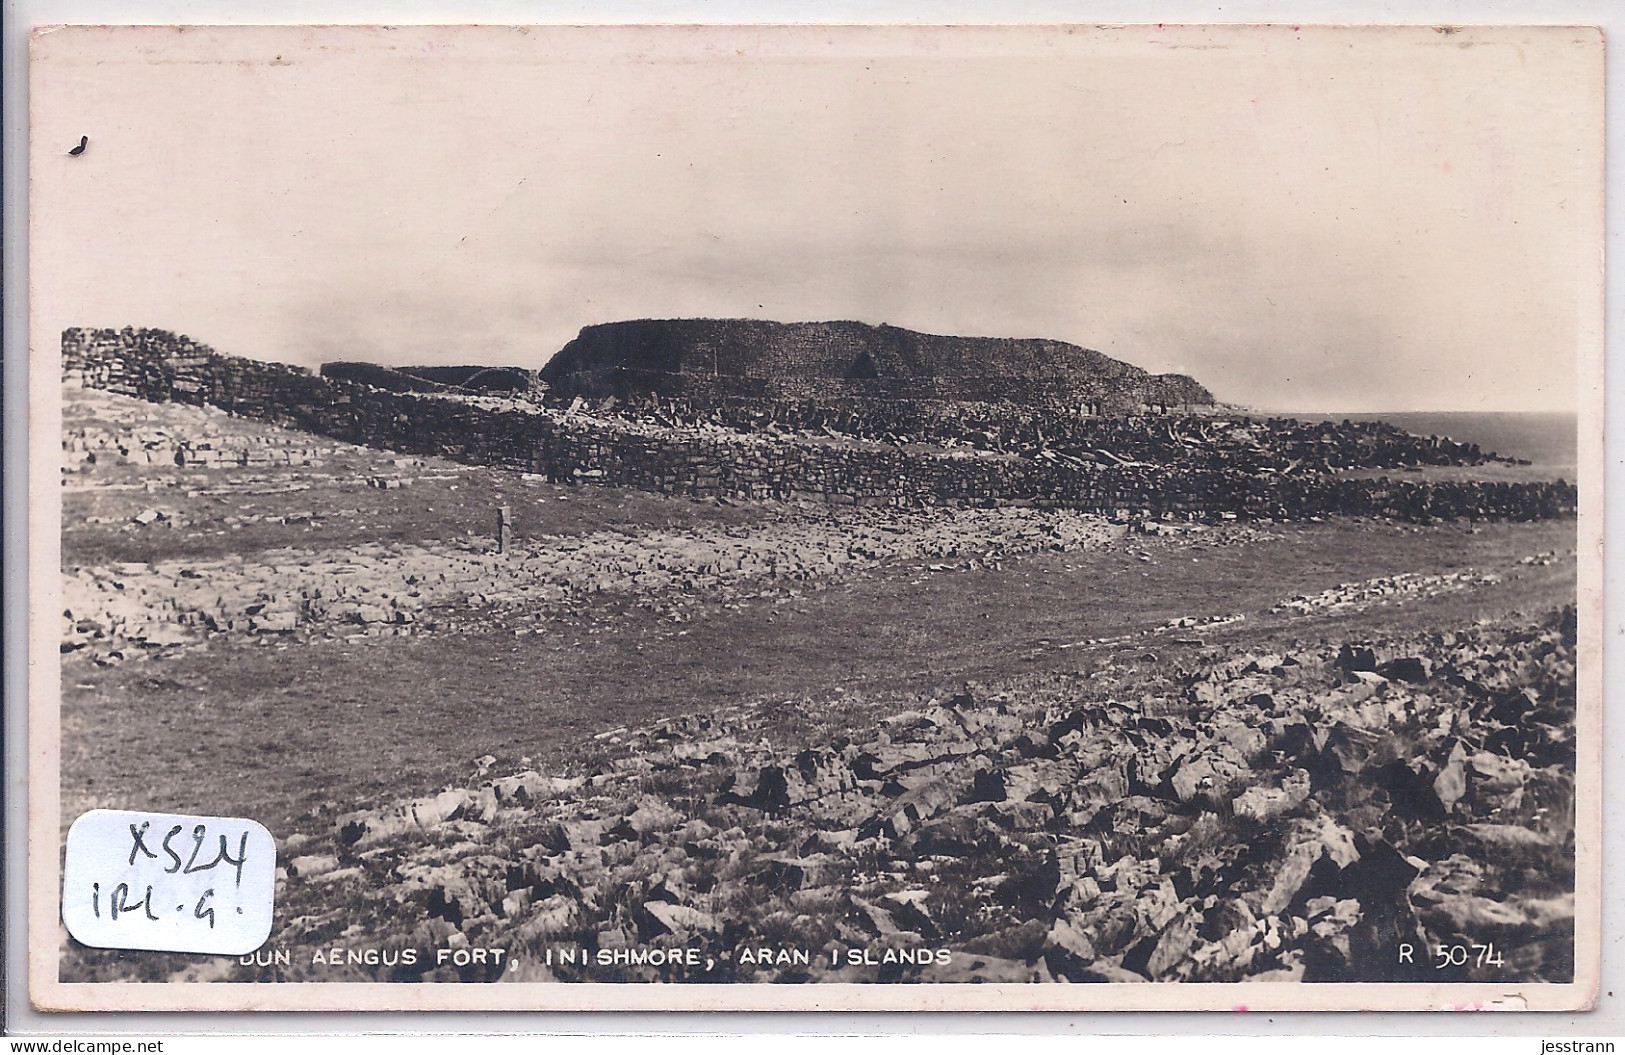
[{"left": 61, "top": 389, "right": 781, "bottom": 567}]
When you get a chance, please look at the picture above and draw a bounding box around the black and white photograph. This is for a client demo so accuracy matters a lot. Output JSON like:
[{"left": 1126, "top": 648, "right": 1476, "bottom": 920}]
[{"left": 26, "top": 22, "right": 1602, "bottom": 1011}]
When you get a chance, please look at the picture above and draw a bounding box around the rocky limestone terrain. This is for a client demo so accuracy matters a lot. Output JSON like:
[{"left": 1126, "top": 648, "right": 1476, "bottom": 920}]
[
  {"left": 64, "top": 386, "right": 1307, "bottom": 663},
  {"left": 62, "top": 503, "right": 1272, "bottom": 663},
  {"left": 64, "top": 605, "right": 1575, "bottom": 986},
  {"left": 54, "top": 354, "right": 1582, "bottom": 992}
]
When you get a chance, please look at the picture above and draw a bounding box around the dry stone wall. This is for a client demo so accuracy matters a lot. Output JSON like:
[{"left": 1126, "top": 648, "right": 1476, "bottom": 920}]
[
  {"left": 624, "top": 397, "right": 1507, "bottom": 472},
  {"left": 62, "top": 328, "right": 1576, "bottom": 523},
  {"left": 540, "top": 366, "right": 1209, "bottom": 412},
  {"left": 321, "top": 362, "right": 548, "bottom": 400},
  {"left": 542, "top": 319, "right": 1214, "bottom": 413},
  {"left": 317, "top": 362, "right": 460, "bottom": 396}
]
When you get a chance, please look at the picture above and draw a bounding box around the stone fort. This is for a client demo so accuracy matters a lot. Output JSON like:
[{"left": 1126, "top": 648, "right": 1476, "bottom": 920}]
[
  {"left": 538, "top": 319, "right": 1215, "bottom": 414},
  {"left": 59, "top": 325, "right": 1573, "bottom": 524}
]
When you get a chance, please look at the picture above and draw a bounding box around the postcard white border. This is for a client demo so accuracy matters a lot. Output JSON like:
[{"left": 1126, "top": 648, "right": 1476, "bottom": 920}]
[{"left": 4, "top": 3, "right": 1617, "bottom": 1034}]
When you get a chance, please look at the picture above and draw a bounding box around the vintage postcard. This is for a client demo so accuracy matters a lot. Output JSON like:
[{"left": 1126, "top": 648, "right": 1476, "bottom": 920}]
[{"left": 27, "top": 23, "right": 1602, "bottom": 1011}]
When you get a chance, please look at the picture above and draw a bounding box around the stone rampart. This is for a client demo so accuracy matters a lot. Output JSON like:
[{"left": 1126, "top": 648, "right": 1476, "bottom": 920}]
[
  {"left": 320, "top": 362, "right": 547, "bottom": 400},
  {"left": 319, "top": 361, "right": 455, "bottom": 395},
  {"left": 625, "top": 396, "right": 1503, "bottom": 473},
  {"left": 61, "top": 328, "right": 1575, "bottom": 522},
  {"left": 541, "top": 319, "right": 1216, "bottom": 413}
]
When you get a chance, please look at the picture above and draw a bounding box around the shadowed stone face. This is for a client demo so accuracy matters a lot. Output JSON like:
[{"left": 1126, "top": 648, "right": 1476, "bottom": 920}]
[{"left": 538, "top": 318, "right": 1215, "bottom": 412}]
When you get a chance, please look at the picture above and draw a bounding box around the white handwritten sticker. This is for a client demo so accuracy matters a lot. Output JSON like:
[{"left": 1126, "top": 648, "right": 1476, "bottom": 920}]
[{"left": 62, "top": 809, "right": 276, "bottom": 955}]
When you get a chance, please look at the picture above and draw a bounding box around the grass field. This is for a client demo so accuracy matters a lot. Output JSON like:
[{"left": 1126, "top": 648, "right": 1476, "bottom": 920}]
[{"left": 61, "top": 509, "right": 1574, "bottom": 839}]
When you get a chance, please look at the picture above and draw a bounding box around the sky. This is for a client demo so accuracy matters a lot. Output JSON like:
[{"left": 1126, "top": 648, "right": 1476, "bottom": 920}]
[{"left": 30, "top": 24, "right": 1602, "bottom": 412}]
